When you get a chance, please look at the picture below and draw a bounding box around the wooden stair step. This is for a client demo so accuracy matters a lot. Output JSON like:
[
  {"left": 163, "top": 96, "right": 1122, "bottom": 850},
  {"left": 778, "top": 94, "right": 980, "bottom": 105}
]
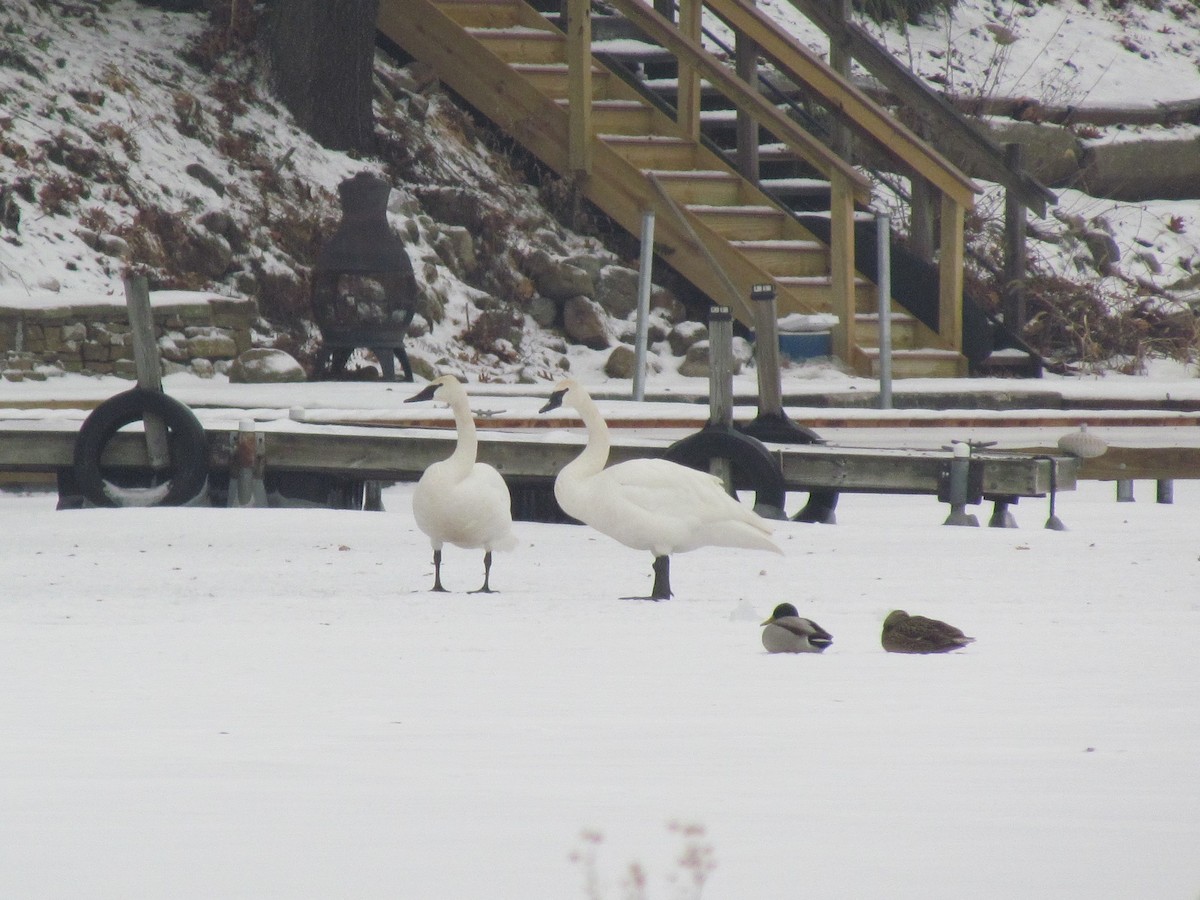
[
  {"left": 512, "top": 62, "right": 613, "bottom": 98},
  {"left": 436, "top": 0, "right": 522, "bottom": 27},
  {"left": 592, "top": 38, "right": 674, "bottom": 64},
  {"left": 854, "top": 312, "right": 920, "bottom": 349},
  {"left": 467, "top": 26, "right": 565, "bottom": 63},
  {"left": 859, "top": 347, "right": 966, "bottom": 378},
  {"left": 759, "top": 177, "right": 831, "bottom": 198},
  {"left": 559, "top": 99, "right": 663, "bottom": 134},
  {"left": 728, "top": 239, "right": 827, "bottom": 276},
  {"left": 644, "top": 169, "right": 744, "bottom": 205},
  {"left": 601, "top": 134, "right": 699, "bottom": 169},
  {"left": 685, "top": 204, "right": 790, "bottom": 240}
]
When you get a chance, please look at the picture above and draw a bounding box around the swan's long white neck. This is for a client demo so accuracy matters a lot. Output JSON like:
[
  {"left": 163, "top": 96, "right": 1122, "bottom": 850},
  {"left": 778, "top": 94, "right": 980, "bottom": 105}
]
[
  {"left": 445, "top": 389, "right": 478, "bottom": 473},
  {"left": 568, "top": 387, "right": 611, "bottom": 475}
]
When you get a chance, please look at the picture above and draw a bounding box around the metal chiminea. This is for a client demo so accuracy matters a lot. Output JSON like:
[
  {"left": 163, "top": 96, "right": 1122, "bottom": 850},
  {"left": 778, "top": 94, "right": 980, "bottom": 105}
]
[{"left": 312, "top": 172, "right": 417, "bottom": 381}]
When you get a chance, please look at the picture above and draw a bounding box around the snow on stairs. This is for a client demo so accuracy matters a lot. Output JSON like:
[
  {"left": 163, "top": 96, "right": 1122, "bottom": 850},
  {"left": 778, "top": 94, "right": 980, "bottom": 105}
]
[{"left": 378, "top": 0, "right": 967, "bottom": 377}]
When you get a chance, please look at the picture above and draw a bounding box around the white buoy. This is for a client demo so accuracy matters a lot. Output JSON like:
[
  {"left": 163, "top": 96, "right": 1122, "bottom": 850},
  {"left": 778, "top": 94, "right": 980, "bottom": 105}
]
[{"left": 1057, "top": 423, "right": 1107, "bottom": 458}]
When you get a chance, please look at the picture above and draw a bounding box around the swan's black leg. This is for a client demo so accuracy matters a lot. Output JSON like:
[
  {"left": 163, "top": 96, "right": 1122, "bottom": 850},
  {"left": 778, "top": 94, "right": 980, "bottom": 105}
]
[
  {"left": 650, "top": 555, "right": 672, "bottom": 600},
  {"left": 622, "top": 555, "right": 673, "bottom": 600},
  {"left": 431, "top": 549, "right": 448, "bottom": 592},
  {"left": 469, "top": 551, "right": 497, "bottom": 594}
]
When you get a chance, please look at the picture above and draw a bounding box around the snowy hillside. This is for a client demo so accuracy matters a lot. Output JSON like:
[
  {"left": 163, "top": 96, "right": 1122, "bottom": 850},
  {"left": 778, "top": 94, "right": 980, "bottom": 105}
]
[{"left": 1, "top": 0, "right": 1198, "bottom": 380}]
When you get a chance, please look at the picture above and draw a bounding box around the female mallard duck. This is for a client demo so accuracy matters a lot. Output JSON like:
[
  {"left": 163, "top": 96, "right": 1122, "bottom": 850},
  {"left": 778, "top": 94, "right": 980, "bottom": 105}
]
[
  {"left": 539, "top": 379, "right": 781, "bottom": 600},
  {"left": 406, "top": 375, "right": 517, "bottom": 593},
  {"left": 760, "top": 603, "right": 833, "bottom": 653},
  {"left": 881, "top": 609, "right": 975, "bottom": 654}
]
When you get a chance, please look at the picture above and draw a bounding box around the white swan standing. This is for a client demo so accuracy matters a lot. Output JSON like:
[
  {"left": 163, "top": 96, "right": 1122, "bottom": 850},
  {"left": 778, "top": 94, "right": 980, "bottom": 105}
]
[
  {"left": 406, "top": 375, "right": 517, "bottom": 593},
  {"left": 539, "top": 378, "right": 782, "bottom": 599}
]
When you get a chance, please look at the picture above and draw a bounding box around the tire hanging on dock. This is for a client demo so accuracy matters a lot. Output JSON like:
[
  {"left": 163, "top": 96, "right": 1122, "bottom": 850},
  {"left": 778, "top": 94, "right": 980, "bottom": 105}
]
[{"left": 72, "top": 388, "right": 209, "bottom": 507}]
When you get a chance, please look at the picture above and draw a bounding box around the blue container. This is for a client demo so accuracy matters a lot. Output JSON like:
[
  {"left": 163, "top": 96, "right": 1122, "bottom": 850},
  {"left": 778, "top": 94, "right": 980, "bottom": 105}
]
[{"left": 778, "top": 331, "right": 832, "bottom": 361}]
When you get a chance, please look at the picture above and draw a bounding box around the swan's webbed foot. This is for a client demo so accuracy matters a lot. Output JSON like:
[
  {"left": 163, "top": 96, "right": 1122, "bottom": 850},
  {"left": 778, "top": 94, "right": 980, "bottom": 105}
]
[
  {"left": 468, "top": 551, "right": 497, "bottom": 594},
  {"left": 431, "top": 549, "right": 449, "bottom": 592}
]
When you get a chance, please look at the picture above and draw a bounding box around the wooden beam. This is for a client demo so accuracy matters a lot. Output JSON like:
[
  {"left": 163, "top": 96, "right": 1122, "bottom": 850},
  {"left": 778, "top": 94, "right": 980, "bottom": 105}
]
[
  {"left": 676, "top": 0, "right": 702, "bottom": 141},
  {"left": 938, "top": 193, "right": 964, "bottom": 353},
  {"left": 566, "top": 0, "right": 592, "bottom": 173},
  {"left": 0, "top": 421, "right": 1079, "bottom": 497},
  {"left": 828, "top": 175, "right": 856, "bottom": 362}
]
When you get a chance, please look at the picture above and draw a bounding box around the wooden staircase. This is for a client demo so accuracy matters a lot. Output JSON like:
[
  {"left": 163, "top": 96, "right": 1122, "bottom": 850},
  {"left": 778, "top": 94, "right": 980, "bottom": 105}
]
[{"left": 378, "top": 0, "right": 980, "bottom": 377}]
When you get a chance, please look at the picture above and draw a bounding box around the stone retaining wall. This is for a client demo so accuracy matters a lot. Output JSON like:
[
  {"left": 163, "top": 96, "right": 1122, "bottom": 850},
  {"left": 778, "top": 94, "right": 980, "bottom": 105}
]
[{"left": 0, "top": 294, "right": 257, "bottom": 381}]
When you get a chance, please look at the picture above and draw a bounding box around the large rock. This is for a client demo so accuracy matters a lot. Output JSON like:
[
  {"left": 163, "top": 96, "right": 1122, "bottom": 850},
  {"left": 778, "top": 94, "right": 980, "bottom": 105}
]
[
  {"left": 562, "top": 295, "right": 610, "bottom": 350},
  {"left": 594, "top": 264, "right": 641, "bottom": 318},
  {"left": 668, "top": 320, "right": 708, "bottom": 356},
  {"left": 524, "top": 249, "right": 595, "bottom": 301},
  {"left": 228, "top": 348, "right": 306, "bottom": 383}
]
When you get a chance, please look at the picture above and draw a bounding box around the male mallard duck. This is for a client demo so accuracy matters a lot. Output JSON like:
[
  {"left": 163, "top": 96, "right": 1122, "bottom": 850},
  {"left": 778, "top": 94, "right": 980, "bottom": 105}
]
[
  {"left": 407, "top": 375, "right": 517, "bottom": 593},
  {"left": 881, "top": 609, "right": 974, "bottom": 654},
  {"left": 760, "top": 603, "right": 832, "bottom": 653},
  {"left": 539, "top": 379, "right": 781, "bottom": 600}
]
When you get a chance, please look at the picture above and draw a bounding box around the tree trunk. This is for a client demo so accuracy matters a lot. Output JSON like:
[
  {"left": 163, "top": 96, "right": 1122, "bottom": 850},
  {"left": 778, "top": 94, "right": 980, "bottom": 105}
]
[{"left": 268, "top": 0, "right": 380, "bottom": 153}]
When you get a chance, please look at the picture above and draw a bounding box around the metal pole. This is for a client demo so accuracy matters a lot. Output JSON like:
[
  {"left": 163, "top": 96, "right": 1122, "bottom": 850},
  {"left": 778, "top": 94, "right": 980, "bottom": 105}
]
[
  {"left": 633, "top": 209, "right": 655, "bottom": 401},
  {"left": 876, "top": 213, "right": 893, "bottom": 410}
]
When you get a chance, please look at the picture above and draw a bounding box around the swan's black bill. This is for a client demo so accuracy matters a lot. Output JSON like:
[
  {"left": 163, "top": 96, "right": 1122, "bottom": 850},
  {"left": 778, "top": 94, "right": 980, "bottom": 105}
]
[
  {"left": 406, "top": 383, "right": 439, "bottom": 403},
  {"left": 539, "top": 389, "right": 567, "bottom": 414}
]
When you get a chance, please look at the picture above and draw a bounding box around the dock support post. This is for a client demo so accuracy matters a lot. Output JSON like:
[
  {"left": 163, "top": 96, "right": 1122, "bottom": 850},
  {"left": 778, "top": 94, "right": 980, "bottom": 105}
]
[
  {"left": 228, "top": 419, "right": 268, "bottom": 508},
  {"left": 988, "top": 497, "right": 1017, "bottom": 528},
  {"left": 1116, "top": 479, "right": 1135, "bottom": 502},
  {"left": 707, "top": 306, "right": 734, "bottom": 489},
  {"left": 943, "top": 442, "right": 979, "bottom": 526},
  {"left": 1156, "top": 479, "right": 1174, "bottom": 504}
]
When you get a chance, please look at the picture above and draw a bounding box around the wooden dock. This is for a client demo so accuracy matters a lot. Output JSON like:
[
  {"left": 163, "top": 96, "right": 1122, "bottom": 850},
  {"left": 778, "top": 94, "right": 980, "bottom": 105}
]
[{"left": 0, "top": 417, "right": 1075, "bottom": 500}]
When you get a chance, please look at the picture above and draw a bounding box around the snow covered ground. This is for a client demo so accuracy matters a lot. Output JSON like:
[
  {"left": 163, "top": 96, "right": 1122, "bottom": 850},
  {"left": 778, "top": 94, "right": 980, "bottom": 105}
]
[{"left": 2, "top": 472, "right": 1198, "bottom": 899}]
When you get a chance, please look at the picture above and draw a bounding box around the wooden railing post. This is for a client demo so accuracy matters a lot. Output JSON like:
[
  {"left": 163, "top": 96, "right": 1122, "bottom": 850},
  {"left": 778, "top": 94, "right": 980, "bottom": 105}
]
[
  {"left": 939, "top": 193, "right": 964, "bottom": 352},
  {"left": 735, "top": 16, "right": 760, "bottom": 181},
  {"left": 567, "top": 0, "right": 592, "bottom": 174},
  {"left": 677, "top": 0, "right": 702, "bottom": 141},
  {"left": 829, "top": 175, "right": 856, "bottom": 362},
  {"left": 1003, "top": 142, "right": 1028, "bottom": 331},
  {"left": 909, "top": 174, "right": 936, "bottom": 263},
  {"left": 828, "top": 0, "right": 854, "bottom": 163}
]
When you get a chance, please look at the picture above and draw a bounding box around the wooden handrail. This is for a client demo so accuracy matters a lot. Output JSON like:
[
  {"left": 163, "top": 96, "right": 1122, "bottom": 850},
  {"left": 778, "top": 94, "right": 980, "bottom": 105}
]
[
  {"left": 604, "top": 0, "right": 873, "bottom": 204},
  {"left": 704, "top": 0, "right": 980, "bottom": 210},
  {"left": 783, "top": 0, "right": 1055, "bottom": 216}
]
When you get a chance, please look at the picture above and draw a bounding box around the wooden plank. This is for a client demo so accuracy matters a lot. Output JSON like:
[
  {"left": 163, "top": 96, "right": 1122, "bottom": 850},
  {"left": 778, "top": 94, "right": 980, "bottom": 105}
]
[
  {"left": 123, "top": 275, "right": 170, "bottom": 468},
  {"left": 828, "top": 176, "right": 856, "bottom": 364},
  {"left": 938, "top": 194, "right": 965, "bottom": 354},
  {"left": 0, "top": 421, "right": 1078, "bottom": 497},
  {"left": 566, "top": 0, "right": 592, "bottom": 173},
  {"left": 677, "top": 0, "right": 702, "bottom": 141},
  {"left": 1016, "top": 446, "right": 1200, "bottom": 482}
]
